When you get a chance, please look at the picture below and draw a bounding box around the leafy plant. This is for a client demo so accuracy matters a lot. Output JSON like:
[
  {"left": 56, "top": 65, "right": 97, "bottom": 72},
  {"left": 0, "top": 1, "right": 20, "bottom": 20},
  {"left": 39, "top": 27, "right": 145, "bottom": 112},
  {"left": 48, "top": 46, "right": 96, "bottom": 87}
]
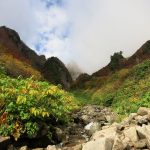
[{"left": 0, "top": 69, "right": 78, "bottom": 141}]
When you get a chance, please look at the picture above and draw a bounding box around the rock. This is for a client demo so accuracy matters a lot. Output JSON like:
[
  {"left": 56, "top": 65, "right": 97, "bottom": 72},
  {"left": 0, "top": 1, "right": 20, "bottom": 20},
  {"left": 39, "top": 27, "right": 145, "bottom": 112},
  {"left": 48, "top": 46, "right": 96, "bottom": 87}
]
[
  {"left": 134, "top": 115, "right": 149, "bottom": 126},
  {"left": 63, "top": 144, "right": 82, "bottom": 150},
  {"left": 71, "top": 144, "right": 82, "bottom": 150},
  {"left": 42, "top": 57, "right": 73, "bottom": 89},
  {"left": 81, "top": 115, "right": 89, "bottom": 124},
  {"left": 82, "top": 137, "right": 114, "bottom": 150},
  {"left": 0, "top": 136, "right": 11, "bottom": 150},
  {"left": 7, "top": 144, "right": 15, "bottom": 150},
  {"left": 137, "top": 107, "right": 150, "bottom": 116},
  {"left": 19, "top": 146, "right": 28, "bottom": 150},
  {"left": 55, "top": 127, "right": 66, "bottom": 142},
  {"left": 84, "top": 122, "right": 101, "bottom": 136},
  {"left": 112, "top": 136, "right": 124, "bottom": 150},
  {"left": 32, "top": 148, "right": 44, "bottom": 150},
  {"left": 92, "top": 126, "right": 117, "bottom": 140},
  {"left": 134, "top": 139, "right": 147, "bottom": 149},
  {"left": 123, "top": 126, "right": 139, "bottom": 142},
  {"left": 105, "top": 115, "right": 114, "bottom": 123},
  {"left": 136, "top": 125, "right": 150, "bottom": 149},
  {"left": 47, "top": 145, "right": 59, "bottom": 150}
]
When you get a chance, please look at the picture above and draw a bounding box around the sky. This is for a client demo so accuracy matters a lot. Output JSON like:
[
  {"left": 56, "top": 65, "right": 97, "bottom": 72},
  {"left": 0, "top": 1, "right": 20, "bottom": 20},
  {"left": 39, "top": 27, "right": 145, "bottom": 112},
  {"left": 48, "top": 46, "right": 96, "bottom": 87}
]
[{"left": 0, "top": 0, "right": 150, "bottom": 74}]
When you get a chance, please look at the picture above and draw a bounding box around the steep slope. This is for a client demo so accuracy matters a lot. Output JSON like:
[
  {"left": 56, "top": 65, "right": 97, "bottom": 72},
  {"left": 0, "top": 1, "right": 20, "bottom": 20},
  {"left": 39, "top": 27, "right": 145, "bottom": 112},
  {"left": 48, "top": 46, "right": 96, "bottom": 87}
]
[
  {"left": 73, "top": 41, "right": 150, "bottom": 115},
  {"left": 74, "top": 40, "right": 150, "bottom": 88},
  {"left": 0, "top": 26, "right": 72, "bottom": 88},
  {"left": 43, "top": 57, "right": 72, "bottom": 89}
]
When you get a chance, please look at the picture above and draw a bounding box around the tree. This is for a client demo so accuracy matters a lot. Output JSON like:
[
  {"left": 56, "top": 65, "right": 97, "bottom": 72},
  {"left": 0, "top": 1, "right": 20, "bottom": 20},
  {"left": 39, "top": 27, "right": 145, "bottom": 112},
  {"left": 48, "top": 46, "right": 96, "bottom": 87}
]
[{"left": 110, "top": 51, "right": 124, "bottom": 71}]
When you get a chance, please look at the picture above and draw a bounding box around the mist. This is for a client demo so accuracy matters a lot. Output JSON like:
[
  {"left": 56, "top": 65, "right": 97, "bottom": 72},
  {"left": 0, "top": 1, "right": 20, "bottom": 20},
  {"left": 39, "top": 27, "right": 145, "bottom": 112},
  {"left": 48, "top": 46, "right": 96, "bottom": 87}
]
[{"left": 0, "top": 0, "right": 150, "bottom": 74}]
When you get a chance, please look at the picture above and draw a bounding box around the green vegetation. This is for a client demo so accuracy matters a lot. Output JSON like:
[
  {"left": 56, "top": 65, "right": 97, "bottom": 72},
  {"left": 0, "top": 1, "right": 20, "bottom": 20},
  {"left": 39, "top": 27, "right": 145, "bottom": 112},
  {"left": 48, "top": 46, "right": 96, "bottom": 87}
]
[
  {"left": 73, "top": 60, "right": 150, "bottom": 117},
  {"left": 0, "top": 53, "right": 42, "bottom": 80},
  {"left": 110, "top": 51, "right": 124, "bottom": 71},
  {"left": 0, "top": 65, "right": 77, "bottom": 141}
]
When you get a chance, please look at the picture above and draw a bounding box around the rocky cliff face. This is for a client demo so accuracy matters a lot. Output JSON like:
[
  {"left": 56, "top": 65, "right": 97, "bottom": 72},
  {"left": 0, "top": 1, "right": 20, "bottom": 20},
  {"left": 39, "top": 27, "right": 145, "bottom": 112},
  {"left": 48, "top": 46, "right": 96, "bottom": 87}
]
[
  {"left": 0, "top": 26, "right": 72, "bottom": 89},
  {"left": 0, "top": 26, "right": 46, "bottom": 69},
  {"left": 43, "top": 57, "right": 73, "bottom": 89}
]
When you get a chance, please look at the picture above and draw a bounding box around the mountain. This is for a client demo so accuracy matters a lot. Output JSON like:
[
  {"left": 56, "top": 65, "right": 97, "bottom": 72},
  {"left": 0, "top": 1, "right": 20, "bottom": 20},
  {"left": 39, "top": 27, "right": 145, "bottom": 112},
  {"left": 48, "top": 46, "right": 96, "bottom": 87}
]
[
  {"left": 74, "top": 40, "right": 150, "bottom": 88},
  {"left": 42, "top": 57, "right": 72, "bottom": 89},
  {"left": 73, "top": 41, "right": 150, "bottom": 114},
  {"left": 0, "top": 26, "right": 72, "bottom": 89}
]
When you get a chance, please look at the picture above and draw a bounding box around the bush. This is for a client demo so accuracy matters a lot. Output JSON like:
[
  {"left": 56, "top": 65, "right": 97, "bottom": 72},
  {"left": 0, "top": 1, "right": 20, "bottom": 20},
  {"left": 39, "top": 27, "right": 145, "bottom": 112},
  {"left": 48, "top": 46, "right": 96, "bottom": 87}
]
[
  {"left": 0, "top": 74, "right": 77, "bottom": 141},
  {"left": 110, "top": 51, "right": 124, "bottom": 71}
]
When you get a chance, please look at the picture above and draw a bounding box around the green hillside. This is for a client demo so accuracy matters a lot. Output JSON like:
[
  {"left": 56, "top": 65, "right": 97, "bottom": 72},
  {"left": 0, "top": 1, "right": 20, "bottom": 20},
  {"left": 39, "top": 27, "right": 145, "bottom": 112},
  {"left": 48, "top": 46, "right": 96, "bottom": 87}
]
[
  {"left": 73, "top": 59, "right": 150, "bottom": 117},
  {"left": 0, "top": 64, "right": 77, "bottom": 141}
]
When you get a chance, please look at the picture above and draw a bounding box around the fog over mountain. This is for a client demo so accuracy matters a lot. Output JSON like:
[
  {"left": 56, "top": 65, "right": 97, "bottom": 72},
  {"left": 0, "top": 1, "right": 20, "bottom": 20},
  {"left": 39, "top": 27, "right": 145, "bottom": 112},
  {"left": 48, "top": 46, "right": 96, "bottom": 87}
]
[{"left": 0, "top": 0, "right": 150, "bottom": 74}]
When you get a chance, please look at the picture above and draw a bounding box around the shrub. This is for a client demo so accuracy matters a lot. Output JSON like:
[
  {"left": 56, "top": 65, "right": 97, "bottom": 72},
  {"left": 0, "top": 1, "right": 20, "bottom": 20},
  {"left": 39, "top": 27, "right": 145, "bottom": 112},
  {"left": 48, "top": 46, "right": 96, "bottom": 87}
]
[
  {"left": 110, "top": 51, "right": 124, "bottom": 71},
  {"left": 0, "top": 74, "right": 77, "bottom": 141}
]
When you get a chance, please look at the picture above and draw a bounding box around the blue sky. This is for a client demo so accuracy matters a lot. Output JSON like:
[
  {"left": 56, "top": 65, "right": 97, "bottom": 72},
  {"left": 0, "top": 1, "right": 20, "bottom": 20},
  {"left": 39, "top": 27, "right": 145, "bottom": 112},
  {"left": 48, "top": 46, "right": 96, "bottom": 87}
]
[{"left": 0, "top": 0, "right": 150, "bottom": 74}]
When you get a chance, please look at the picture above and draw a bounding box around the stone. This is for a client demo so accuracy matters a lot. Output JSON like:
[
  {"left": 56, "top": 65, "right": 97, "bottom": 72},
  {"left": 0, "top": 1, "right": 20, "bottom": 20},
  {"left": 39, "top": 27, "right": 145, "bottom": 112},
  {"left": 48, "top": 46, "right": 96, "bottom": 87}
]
[
  {"left": 137, "top": 107, "right": 150, "bottom": 116},
  {"left": 112, "top": 136, "right": 124, "bottom": 150},
  {"left": 134, "top": 139, "right": 147, "bottom": 149},
  {"left": 92, "top": 126, "right": 117, "bottom": 140},
  {"left": 69, "top": 144, "right": 82, "bottom": 150},
  {"left": 135, "top": 115, "right": 148, "bottom": 125},
  {"left": 32, "top": 148, "right": 44, "bottom": 150},
  {"left": 82, "top": 137, "right": 114, "bottom": 150},
  {"left": 55, "top": 127, "right": 66, "bottom": 142},
  {"left": 0, "top": 136, "right": 11, "bottom": 150},
  {"left": 81, "top": 115, "right": 89, "bottom": 124},
  {"left": 136, "top": 125, "right": 150, "bottom": 149},
  {"left": 123, "top": 126, "right": 139, "bottom": 142},
  {"left": 19, "top": 146, "right": 28, "bottom": 150},
  {"left": 47, "top": 145, "right": 57, "bottom": 150},
  {"left": 7, "top": 144, "right": 14, "bottom": 150},
  {"left": 84, "top": 122, "right": 101, "bottom": 136}
]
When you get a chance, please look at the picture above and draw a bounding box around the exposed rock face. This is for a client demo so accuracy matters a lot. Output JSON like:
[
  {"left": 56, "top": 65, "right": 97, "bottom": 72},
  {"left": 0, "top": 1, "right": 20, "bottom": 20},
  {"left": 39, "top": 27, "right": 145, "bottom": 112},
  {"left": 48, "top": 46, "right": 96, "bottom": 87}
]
[
  {"left": 0, "top": 26, "right": 72, "bottom": 89},
  {"left": 42, "top": 57, "right": 73, "bottom": 89},
  {"left": 0, "top": 26, "right": 46, "bottom": 69},
  {"left": 72, "top": 73, "right": 90, "bottom": 88}
]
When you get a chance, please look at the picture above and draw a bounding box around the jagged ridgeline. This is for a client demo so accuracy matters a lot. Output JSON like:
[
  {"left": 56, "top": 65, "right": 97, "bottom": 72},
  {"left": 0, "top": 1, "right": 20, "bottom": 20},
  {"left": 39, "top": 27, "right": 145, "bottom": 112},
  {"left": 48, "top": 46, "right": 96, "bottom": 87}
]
[
  {"left": 0, "top": 26, "right": 72, "bottom": 89},
  {"left": 73, "top": 41, "right": 150, "bottom": 116}
]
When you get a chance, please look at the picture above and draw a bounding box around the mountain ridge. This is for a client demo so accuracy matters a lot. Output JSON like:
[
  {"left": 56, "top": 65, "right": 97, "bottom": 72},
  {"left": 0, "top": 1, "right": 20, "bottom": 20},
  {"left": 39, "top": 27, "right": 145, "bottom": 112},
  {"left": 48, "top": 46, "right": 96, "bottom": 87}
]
[{"left": 0, "top": 26, "right": 72, "bottom": 89}]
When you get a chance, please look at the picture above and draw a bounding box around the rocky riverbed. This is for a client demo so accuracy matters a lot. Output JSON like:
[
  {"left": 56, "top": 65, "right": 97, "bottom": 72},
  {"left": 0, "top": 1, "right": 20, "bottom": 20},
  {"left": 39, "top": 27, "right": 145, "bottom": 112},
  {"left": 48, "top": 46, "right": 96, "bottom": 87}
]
[{"left": 1, "top": 106, "right": 150, "bottom": 150}]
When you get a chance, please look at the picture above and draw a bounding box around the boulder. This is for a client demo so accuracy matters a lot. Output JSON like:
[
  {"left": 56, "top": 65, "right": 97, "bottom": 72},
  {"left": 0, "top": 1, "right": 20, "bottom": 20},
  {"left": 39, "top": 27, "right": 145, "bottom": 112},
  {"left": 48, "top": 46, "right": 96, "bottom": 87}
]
[
  {"left": 62, "top": 144, "right": 82, "bottom": 150},
  {"left": 84, "top": 122, "right": 101, "bottom": 136},
  {"left": 32, "top": 148, "right": 44, "bottom": 150},
  {"left": 133, "top": 139, "right": 147, "bottom": 149},
  {"left": 47, "top": 145, "right": 61, "bottom": 150},
  {"left": 19, "top": 146, "right": 28, "bottom": 150},
  {"left": 136, "top": 115, "right": 148, "bottom": 125},
  {"left": 136, "top": 125, "right": 150, "bottom": 148},
  {"left": 92, "top": 126, "right": 117, "bottom": 140},
  {"left": 55, "top": 127, "right": 66, "bottom": 142},
  {"left": 0, "top": 136, "right": 11, "bottom": 150},
  {"left": 112, "top": 136, "right": 124, "bottom": 150},
  {"left": 137, "top": 107, "right": 150, "bottom": 116},
  {"left": 82, "top": 137, "right": 114, "bottom": 150},
  {"left": 123, "top": 126, "right": 139, "bottom": 142}
]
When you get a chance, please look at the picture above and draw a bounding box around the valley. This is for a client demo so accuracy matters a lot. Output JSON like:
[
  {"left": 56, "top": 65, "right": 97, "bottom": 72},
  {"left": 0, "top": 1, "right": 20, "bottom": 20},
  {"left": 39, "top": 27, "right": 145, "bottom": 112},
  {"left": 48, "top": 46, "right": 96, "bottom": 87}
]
[{"left": 0, "top": 26, "right": 150, "bottom": 150}]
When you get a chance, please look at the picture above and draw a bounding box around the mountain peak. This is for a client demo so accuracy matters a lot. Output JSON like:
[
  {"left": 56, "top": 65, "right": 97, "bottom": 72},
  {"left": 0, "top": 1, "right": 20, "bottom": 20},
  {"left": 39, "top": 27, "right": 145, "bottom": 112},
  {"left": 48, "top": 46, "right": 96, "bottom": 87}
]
[{"left": 0, "top": 26, "right": 72, "bottom": 89}]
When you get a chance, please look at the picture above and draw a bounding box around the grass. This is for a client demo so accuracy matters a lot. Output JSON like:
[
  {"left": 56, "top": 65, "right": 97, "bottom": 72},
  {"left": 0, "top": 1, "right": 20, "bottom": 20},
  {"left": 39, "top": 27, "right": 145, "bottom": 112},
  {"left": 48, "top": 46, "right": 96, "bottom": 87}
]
[{"left": 73, "top": 60, "right": 150, "bottom": 117}]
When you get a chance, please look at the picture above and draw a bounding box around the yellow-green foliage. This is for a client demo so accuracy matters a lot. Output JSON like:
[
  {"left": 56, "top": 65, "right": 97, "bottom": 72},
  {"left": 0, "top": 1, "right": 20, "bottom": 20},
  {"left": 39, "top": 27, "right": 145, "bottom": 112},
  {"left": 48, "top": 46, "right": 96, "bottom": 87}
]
[
  {"left": 0, "top": 67, "right": 77, "bottom": 141},
  {"left": 74, "top": 60, "right": 150, "bottom": 115},
  {"left": 0, "top": 54, "right": 42, "bottom": 80}
]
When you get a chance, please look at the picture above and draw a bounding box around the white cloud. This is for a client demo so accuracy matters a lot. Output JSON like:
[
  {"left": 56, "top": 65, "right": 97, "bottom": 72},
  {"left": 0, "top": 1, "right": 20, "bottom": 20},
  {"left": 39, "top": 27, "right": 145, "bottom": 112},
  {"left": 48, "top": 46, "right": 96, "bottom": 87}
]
[
  {"left": 0, "top": 0, "right": 150, "bottom": 74},
  {"left": 64, "top": 0, "right": 150, "bottom": 74}
]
